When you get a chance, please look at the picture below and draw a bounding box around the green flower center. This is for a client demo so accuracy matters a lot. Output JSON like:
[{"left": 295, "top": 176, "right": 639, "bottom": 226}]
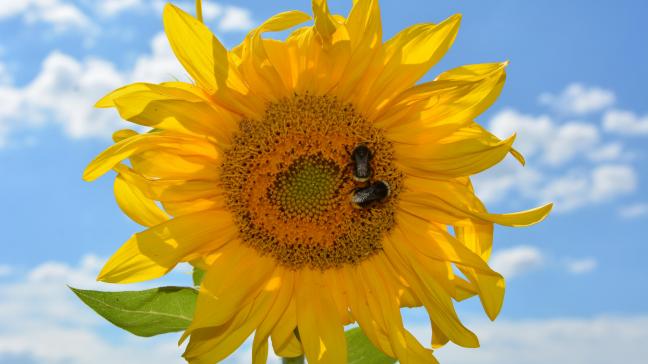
[{"left": 270, "top": 154, "right": 342, "bottom": 218}]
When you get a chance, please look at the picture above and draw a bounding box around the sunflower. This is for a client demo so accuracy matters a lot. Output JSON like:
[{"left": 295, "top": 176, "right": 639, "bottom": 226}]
[{"left": 84, "top": 1, "right": 552, "bottom": 363}]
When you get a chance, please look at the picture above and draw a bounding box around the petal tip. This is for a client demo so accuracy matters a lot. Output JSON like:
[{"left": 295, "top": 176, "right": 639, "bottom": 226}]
[{"left": 82, "top": 168, "right": 96, "bottom": 182}]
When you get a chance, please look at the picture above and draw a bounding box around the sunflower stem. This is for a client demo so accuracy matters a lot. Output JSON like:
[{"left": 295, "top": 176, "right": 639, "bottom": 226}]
[{"left": 195, "top": 0, "right": 203, "bottom": 22}]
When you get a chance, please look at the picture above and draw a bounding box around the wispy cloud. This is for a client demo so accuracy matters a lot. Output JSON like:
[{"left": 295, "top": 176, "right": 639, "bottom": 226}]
[
  {"left": 96, "top": 0, "right": 144, "bottom": 17},
  {"left": 565, "top": 258, "right": 598, "bottom": 275},
  {"left": 418, "top": 315, "right": 648, "bottom": 364},
  {"left": 0, "top": 265, "right": 11, "bottom": 277},
  {"left": 539, "top": 83, "right": 615, "bottom": 116},
  {"left": 540, "top": 164, "right": 637, "bottom": 212},
  {"left": 618, "top": 203, "right": 648, "bottom": 219},
  {"left": 489, "top": 246, "right": 544, "bottom": 279},
  {"left": 0, "top": 0, "right": 91, "bottom": 31},
  {"left": 488, "top": 246, "right": 598, "bottom": 278},
  {"left": 476, "top": 84, "right": 641, "bottom": 214},
  {"left": 218, "top": 6, "right": 254, "bottom": 31},
  {"left": 0, "top": 32, "right": 185, "bottom": 147},
  {"left": 603, "top": 109, "right": 648, "bottom": 135}
]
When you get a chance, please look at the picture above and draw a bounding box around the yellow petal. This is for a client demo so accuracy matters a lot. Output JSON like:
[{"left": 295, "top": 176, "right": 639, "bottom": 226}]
[
  {"left": 396, "top": 213, "right": 500, "bottom": 278},
  {"left": 162, "top": 198, "right": 225, "bottom": 217},
  {"left": 454, "top": 217, "right": 495, "bottom": 261},
  {"left": 361, "top": 15, "right": 462, "bottom": 118},
  {"left": 236, "top": 10, "right": 311, "bottom": 100},
  {"left": 332, "top": 0, "right": 381, "bottom": 101},
  {"left": 252, "top": 269, "right": 295, "bottom": 364},
  {"left": 325, "top": 269, "right": 355, "bottom": 325},
  {"left": 162, "top": 4, "right": 263, "bottom": 117},
  {"left": 401, "top": 187, "right": 553, "bottom": 227},
  {"left": 96, "top": 83, "right": 151, "bottom": 108},
  {"left": 458, "top": 266, "right": 506, "bottom": 320},
  {"left": 183, "top": 277, "right": 280, "bottom": 363},
  {"left": 270, "top": 298, "right": 303, "bottom": 358},
  {"left": 345, "top": 0, "right": 382, "bottom": 51},
  {"left": 312, "top": 0, "right": 337, "bottom": 41},
  {"left": 97, "top": 209, "right": 237, "bottom": 283},
  {"left": 341, "top": 266, "right": 396, "bottom": 358},
  {"left": 431, "top": 321, "right": 450, "bottom": 349},
  {"left": 296, "top": 269, "right": 347, "bottom": 364},
  {"left": 112, "top": 129, "right": 138, "bottom": 142},
  {"left": 189, "top": 246, "right": 276, "bottom": 330},
  {"left": 273, "top": 15, "right": 351, "bottom": 96},
  {"left": 113, "top": 164, "right": 221, "bottom": 203},
  {"left": 359, "top": 257, "right": 439, "bottom": 363},
  {"left": 129, "top": 150, "right": 220, "bottom": 181},
  {"left": 452, "top": 276, "right": 479, "bottom": 301},
  {"left": 251, "top": 338, "right": 268, "bottom": 364},
  {"left": 113, "top": 173, "right": 168, "bottom": 227},
  {"left": 83, "top": 132, "right": 218, "bottom": 181},
  {"left": 395, "top": 123, "right": 517, "bottom": 178},
  {"left": 110, "top": 83, "right": 238, "bottom": 144},
  {"left": 383, "top": 236, "right": 479, "bottom": 348},
  {"left": 377, "top": 62, "right": 508, "bottom": 144},
  {"left": 163, "top": 4, "right": 239, "bottom": 94}
]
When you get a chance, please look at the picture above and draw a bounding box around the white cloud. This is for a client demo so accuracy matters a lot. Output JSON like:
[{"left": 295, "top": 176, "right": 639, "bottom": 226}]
[
  {"left": 589, "top": 164, "right": 637, "bottom": 201},
  {"left": 0, "top": 52, "right": 126, "bottom": 146},
  {"left": 565, "top": 258, "right": 598, "bottom": 274},
  {"left": 0, "top": 255, "right": 283, "bottom": 364},
  {"left": 0, "top": 32, "right": 185, "bottom": 147},
  {"left": 587, "top": 142, "right": 624, "bottom": 162},
  {"left": 618, "top": 203, "right": 648, "bottom": 219},
  {"left": 0, "top": 62, "right": 11, "bottom": 85},
  {"left": 0, "top": 255, "right": 178, "bottom": 363},
  {"left": 489, "top": 109, "right": 603, "bottom": 166},
  {"left": 543, "top": 122, "right": 599, "bottom": 166},
  {"left": 422, "top": 315, "right": 648, "bottom": 364},
  {"left": 603, "top": 109, "right": 648, "bottom": 135},
  {"left": 540, "top": 164, "right": 637, "bottom": 212},
  {"left": 0, "top": 265, "right": 11, "bottom": 277},
  {"left": 201, "top": 2, "right": 224, "bottom": 20},
  {"left": 219, "top": 6, "right": 254, "bottom": 31},
  {"left": 489, "top": 246, "right": 544, "bottom": 279},
  {"left": 97, "top": 0, "right": 144, "bottom": 16},
  {"left": 0, "top": 0, "right": 91, "bottom": 31},
  {"left": 480, "top": 106, "right": 639, "bottom": 213},
  {"left": 476, "top": 161, "right": 638, "bottom": 213},
  {"left": 539, "top": 83, "right": 615, "bottom": 115},
  {"left": 130, "top": 32, "right": 186, "bottom": 83}
]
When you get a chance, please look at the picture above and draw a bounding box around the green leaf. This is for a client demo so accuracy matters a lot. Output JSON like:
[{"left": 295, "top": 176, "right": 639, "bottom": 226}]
[
  {"left": 70, "top": 286, "right": 197, "bottom": 337},
  {"left": 192, "top": 267, "right": 206, "bottom": 286},
  {"left": 346, "top": 327, "right": 396, "bottom": 364}
]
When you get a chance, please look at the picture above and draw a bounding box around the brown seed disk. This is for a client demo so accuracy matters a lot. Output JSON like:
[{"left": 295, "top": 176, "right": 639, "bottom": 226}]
[{"left": 220, "top": 94, "right": 403, "bottom": 270}]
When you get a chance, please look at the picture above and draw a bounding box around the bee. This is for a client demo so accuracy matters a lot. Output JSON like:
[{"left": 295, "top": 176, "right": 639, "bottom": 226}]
[
  {"left": 351, "top": 180, "right": 390, "bottom": 208},
  {"left": 351, "top": 144, "right": 372, "bottom": 182}
]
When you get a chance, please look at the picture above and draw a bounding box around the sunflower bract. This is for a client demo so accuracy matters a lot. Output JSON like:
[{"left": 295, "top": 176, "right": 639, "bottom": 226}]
[{"left": 84, "top": 1, "right": 552, "bottom": 363}]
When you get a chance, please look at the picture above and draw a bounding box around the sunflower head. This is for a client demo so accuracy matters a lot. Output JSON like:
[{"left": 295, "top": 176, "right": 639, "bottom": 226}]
[{"left": 85, "top": 1, "right": 552, "bottom": 363}]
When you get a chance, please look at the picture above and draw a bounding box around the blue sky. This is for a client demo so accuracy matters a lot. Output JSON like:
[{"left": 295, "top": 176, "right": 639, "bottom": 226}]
[{"left": 1, "top": 0, "right": 647, "bottom": 363}]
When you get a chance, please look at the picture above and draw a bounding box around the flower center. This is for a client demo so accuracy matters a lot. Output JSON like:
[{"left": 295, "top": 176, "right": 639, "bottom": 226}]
[
  {"left": 220, "top": 95, "right": 403, "bottom": 270},
  {"left": 271, "top": 154, "right": 342, "bottom": 218}
]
